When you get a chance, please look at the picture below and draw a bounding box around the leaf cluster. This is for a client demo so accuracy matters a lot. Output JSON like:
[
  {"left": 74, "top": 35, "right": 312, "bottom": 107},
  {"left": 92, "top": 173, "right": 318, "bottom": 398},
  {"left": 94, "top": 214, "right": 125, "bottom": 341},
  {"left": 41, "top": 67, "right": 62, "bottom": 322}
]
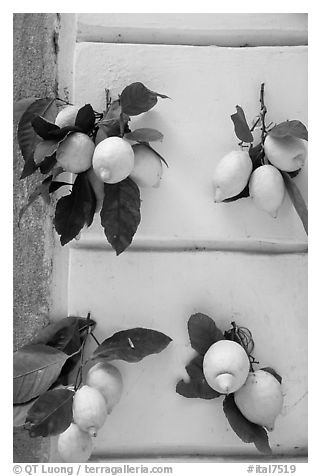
[
  {"left": 16, "top": 82, "right": 169, "bottom": 253},
  {"left": 14, "top": 317, "right": 172, "bottom": 439},
  {"left": 176, "top": 313, "right": 282, "bottom": 454},
  {"left": 226, "top": 93, "right": 308, "bottom": 234}
]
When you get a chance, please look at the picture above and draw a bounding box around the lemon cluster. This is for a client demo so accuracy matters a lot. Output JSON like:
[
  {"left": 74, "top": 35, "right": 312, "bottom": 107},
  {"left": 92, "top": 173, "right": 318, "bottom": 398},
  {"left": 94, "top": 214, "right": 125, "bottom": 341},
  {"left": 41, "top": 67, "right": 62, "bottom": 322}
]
[
  {"left": 53, "top": 106, "right": 164, "bottom": 213},
  {"left": 203, "top": 340, "right": 284, "bottom": 432},
  {"left": 57, "top": 362, "right": 123, "bottom": 463},
  {"left": 212, "top": 135, "right": 307, "bottom": 218}
]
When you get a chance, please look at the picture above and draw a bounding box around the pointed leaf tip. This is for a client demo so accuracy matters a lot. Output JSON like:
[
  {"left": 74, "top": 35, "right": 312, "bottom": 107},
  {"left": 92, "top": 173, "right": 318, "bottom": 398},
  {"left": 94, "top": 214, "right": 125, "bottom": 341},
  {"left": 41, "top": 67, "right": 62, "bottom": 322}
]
[
  {"left": 187, "top": 313, "right": 225, "bottom": 355},
  {"left": 231, "top": 105, "right": 254, "bottom": 143},
  {"left": 223, "top": 394, "right": 272, "bottom": 455}
]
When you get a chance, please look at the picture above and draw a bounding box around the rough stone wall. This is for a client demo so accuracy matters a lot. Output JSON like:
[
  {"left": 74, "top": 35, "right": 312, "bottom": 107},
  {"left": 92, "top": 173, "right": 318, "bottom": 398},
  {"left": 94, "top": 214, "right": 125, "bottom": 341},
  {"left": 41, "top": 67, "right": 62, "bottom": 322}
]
[{"left": 13, "top": 13, "right": 59, "bottom": 463}]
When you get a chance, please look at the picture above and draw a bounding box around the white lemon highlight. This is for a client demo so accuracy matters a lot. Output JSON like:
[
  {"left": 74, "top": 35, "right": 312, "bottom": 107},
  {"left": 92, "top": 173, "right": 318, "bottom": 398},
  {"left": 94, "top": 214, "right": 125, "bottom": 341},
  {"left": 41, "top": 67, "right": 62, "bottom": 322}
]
[
  {"left": 249, "top": 164, "right": 285, "bottom": 218},
  {"left": 213, "top": 150, "right": 253, "bottom": 202},
  {"left": 55, "top": 105, "right": 79, "bottom": 128},
  {"left": 203, "top": 340, "right": 250, "bottom": 394},
  {"left": 234, "top": 369, "right": 284, "bottom": 431},
  {"left": 92, "top": 137, "right": 134, "bottom": 184},
  {"left": 86, "top": 362, "right": 123, "bottom": 414},
  {"left": 129, "top": 144, "right": 163, "bottom": 188},
  {"left": 56, "top": 132, "right": 95, "bottom": 173},
  {"left": 264, "top": 135, "right": 307, "bottom": 172},
  {"left": 57, "top": 423, "right": 92, "bottom": 463},
  {"left": 72, "top": 385, "right": 108, "bottom": 437}
]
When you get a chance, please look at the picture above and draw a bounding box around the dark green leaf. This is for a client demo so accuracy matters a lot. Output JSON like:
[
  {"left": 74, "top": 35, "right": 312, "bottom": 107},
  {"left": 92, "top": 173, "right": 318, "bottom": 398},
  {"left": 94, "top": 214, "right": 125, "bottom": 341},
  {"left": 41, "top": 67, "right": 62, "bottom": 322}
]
[
  {"left": 120, "top": 82, "right": 169, "bottom": 116},
  {"left": 31, "top": 115, "right": 60, "bottom": 140},
  {"left": 13, "top": 399, "right": 38, "bottom": 428},
  {"left": 187, "top": 313, "right": 225, "bottom": 355},
  {"left": 34, "top": 140, "right": 59, "bottom": 165},
  {"left": 18, "top": 98, "right": 57, "bottom": 178},
  {"left": 25, "top": 388, "right": 74, "bottom": 437},
  {"left": 287, "top": 169, "right": 301, "bottom": 178},
  {"left": 92, "top": 327, "right": 172, "bottom": 363},
  {"left": 49, "top": 181, "right": 72, "bottom": 193},
  {"left": 249, "top": 143, "right": 264, "bottom": 170},
  {"left": 14, "top": 97, "right": 39, "bottom": 123},
  {"left": 125, "top": 128, "right": 164, "bottom": 143},
  {"left": 75, "top": 104, "right": 96, "bottom": 133},
  {"left": 223, "top": 394, "right": 272, "bottom": 455},
  {"left": 100, "top": 178, "right": 141, "bottom": 255},
  {"left": 176, "top": 354, "right": 221, "bottom": 399},
  {"left": 282, "top": 172, "right": 308, "bottom": 235},
  {"left": 222, "top": 185, "right": 250, "bottom": 203},
  {"left": 13, "top": 344, "right": 69, "bottom": 404},
  {"left": 54, "top": 172, "right": 97, "bottom": 245},
  {"left": 38, "top": 154, "right": 57, "bottom": 174},
  {"left": 261, "top": 367, "right": 282, "bottom": 384},
  {"left": 268, "top": 120, "right": 308, "bottom": 141},
  {"left": 231, "top": 106, "right": 254, "bottom": 143}
]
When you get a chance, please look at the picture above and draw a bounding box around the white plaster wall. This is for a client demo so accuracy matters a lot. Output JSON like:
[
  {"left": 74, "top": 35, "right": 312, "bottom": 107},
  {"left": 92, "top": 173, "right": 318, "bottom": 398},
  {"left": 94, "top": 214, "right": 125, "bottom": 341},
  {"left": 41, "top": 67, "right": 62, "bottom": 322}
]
[{"left": 54, "top": 13, "right": 308, "bottom": 460}]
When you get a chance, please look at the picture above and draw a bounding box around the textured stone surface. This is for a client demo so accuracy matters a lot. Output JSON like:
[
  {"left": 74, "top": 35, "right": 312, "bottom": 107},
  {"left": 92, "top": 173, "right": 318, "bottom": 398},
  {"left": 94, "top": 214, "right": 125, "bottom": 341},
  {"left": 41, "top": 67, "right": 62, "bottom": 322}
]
[{"left": 13, "top": 13, "right": 59, "bottom": 463}]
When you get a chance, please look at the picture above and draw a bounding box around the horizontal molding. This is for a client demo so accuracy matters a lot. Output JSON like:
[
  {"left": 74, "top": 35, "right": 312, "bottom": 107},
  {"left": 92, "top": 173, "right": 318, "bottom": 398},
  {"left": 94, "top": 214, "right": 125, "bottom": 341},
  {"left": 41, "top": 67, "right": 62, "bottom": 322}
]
[
  {"left": 91, "top": 452, "right": 308, "bottom": 462},
  {"left": 70, "top": 236, "right": 308, "bottom": 254},
  {"left": 76, "top": 13, "right": 307, "bottom": 47}
]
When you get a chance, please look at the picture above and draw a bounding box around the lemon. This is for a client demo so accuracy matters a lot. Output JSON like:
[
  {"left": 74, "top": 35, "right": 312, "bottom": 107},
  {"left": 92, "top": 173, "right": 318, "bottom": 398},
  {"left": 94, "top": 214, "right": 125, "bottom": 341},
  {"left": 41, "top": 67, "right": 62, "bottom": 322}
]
[
  {"left": 92, "top": 137, "right": 135, "bottom": 184},
  {"left": 264, "top": 135, "right": 307, "bottom": 172},
  {"left": 86, "top": 167, "right": 105, "bottom": 213},
  {"left": 129, "top": 144, "right": 163, "bottom": 188},
  {"left": 72, "top": 385, "right": 108, "bottom": 437},
  {"left": 57, "top": 423, "right": 92, "bottom": 463},
  {"left": 86, "top": 362, "right": 123, "bottom": 414},
  {"left": 56, "top": 132, "right": 95, "bottom": 173},
  {"left": 213, "top": 150, "right": 253, "bottom": 202},
  {"left": 249, "top": 164, "right": 285, "bottom": 218},
  {"left": 234, "top": 369, "right": 284, "bottom": 431},
  {"left": 55, "top": 105, "right": 79, "bottom": 128},
  {"left": 203, "top": 340, "right": 250, "bottom": 394}
]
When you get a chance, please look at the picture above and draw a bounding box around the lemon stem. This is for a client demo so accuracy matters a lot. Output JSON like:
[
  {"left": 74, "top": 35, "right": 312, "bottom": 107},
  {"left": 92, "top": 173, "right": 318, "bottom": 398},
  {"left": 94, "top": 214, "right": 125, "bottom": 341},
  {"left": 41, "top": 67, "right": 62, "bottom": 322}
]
[{"left": 74, "top": 312, "right": 92, "bottom": 391}]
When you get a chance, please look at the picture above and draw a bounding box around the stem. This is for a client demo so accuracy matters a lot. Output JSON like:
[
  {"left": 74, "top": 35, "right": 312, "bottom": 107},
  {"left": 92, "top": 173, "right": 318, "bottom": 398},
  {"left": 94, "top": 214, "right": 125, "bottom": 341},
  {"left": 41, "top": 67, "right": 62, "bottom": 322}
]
[
  {"left": 74, "top": 313, "right": 92, "bottom": 391},
  {"left": 90, "top": 332, "right": 101, "bottom": 346},
  {"left": 119, "top": 112, "right": 125, "bottom": 137},
  {"left": 259, "top": 83, "right": 268, "bottom": 145}
]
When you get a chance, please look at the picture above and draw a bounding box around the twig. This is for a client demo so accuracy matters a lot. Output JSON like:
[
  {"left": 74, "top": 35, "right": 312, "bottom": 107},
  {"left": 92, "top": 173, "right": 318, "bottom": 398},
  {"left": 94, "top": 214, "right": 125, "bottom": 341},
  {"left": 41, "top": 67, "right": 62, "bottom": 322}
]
[{"left": 259, "top": 83, "right": 268, "bottom": 144}]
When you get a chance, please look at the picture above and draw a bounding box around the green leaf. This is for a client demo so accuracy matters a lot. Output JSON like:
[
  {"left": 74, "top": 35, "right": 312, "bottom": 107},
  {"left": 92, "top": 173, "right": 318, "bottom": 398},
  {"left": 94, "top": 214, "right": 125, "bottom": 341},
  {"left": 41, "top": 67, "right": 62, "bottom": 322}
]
[
  {"left": 268, "top": 120, "right": 308, "bottom": 141},
  {"left": 13, "top": 97, "right": 39, "bottom": 123},
  {"left": 13, "top": 344, "right": 69, "bottom": 404},
  {"left": 282, "top": 172, "right": 308, "bottom": 235},
  {"left": 25, "top": 388, "right": 74, "bottom": 437},
  {"left": 18, "top": 98, "right": 57, "bottom": 178},
  {"left": 54, "top": 172, "right": 97, "bottom": 245},
  {"left": 231, "top": 106, "right": 254, "bottom": 143},
  {"left": 187, "top": 313, "right": 225, "bottom": 355},
  {"left": 31, "top": 115, "right": 60, "bottom": 140},
  {"left": 249, "top": 143, "right": 264, "bottom": 170},
  {"left": 34, "top": 140, "right": 59, "bottom": 166},
  {"left": 223, "top": 394, "right": 272, "bottom": 455},
  {"left": 100, "top": 178, "right": 141, "bottom": 255},
  {"left": 222, "top": 185, "right": 250, "bottom": 203},
  {"left": 75, "top": 104, "right": 96, "bottom": 133},
  {"left": 261, "top": 367, "right": 282, "bottom": 384},
  {"left": 176, "top": 354, "right": 221, "bottom": 399},
  {"left": 120, "top": 82, "right": 169, "bottom": 116},
  {"left": 125, "top": 128, "right": 164, "bottom": 143},
  {"left": 13, "top": 399, "right": 38, "bottom": 428},
  {"left": 92, "top": 327, "right": 172, "bottom": 363}
]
